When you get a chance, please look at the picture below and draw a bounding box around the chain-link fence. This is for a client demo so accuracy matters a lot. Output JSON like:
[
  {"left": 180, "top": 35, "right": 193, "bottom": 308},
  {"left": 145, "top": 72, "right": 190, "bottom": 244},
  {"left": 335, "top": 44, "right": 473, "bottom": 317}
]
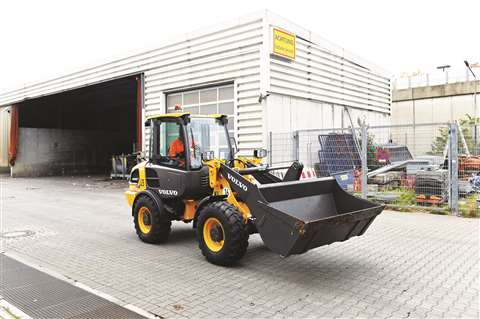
[
  {"left": 269, "top": 121, "right": 480, "bottom": 216},
  {"left": 458, "top": 123, "right": 480, "bottom": 216}
]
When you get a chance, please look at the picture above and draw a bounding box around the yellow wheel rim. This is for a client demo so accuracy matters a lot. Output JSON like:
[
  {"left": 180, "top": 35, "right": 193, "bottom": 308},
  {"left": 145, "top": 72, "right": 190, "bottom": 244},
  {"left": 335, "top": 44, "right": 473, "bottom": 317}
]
[
  {"left": 203, "top": 217, "right": 225, "bottom": 252},
  {"left": 138, "top": 207, "right": 152, "bottom": 234}
]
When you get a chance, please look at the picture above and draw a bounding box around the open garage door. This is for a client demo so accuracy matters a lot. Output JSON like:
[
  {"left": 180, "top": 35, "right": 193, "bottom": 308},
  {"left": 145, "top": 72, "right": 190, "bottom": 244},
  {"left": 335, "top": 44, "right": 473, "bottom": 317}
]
[{"left": 11, "top": 75, "right": 143, "bottom": 177}]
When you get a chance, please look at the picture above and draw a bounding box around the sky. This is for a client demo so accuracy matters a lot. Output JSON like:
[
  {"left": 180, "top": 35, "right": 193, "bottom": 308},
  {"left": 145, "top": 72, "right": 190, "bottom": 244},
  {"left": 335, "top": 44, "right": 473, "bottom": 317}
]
[{"left": 0, "top": 0, "right": 479, "bottom": 92}]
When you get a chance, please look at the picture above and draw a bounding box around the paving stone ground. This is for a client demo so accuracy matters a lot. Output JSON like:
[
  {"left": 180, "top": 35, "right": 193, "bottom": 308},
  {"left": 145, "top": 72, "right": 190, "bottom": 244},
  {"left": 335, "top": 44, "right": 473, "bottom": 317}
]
[{"left": 1, "top": 175, "right": 479, "bottom": 319}]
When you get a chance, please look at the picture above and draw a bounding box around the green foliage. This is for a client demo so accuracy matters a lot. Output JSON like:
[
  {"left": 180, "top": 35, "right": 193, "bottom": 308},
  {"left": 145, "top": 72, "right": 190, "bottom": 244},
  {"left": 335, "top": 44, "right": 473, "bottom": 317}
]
[
  {"left": 395, "top": 189, "right": 416, "bottom": 206},
  {"left": 431, "top": 115, "right": 480, "bottom": 155},
  {"left": 459, "top": 195, "right": 480, "bottom": 218},
  {"left": 430, "top": 126, "right": 450, "bottom": 155}
]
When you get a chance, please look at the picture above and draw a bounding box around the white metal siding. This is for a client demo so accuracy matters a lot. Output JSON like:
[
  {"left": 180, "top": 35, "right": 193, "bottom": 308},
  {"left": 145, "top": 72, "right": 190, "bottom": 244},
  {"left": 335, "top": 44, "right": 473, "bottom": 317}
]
[
  {"left": 266, "top": 93, "right": 390, "bottom": 133},
  {"left": 266, "top": 13, "right": 391, "bottom": 115},
  {"left": 141, "top": 19, "right": 264, "bottom": 151}
]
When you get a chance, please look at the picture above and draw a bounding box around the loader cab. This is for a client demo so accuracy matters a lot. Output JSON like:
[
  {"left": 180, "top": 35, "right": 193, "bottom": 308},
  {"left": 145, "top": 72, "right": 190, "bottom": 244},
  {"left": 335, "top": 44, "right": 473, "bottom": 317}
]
[
  {"left": 147, "top": 113, "right": 233, "bottom": 170},
  {"left": 138, "top": 113, "right": 232, "bottom": 199}
]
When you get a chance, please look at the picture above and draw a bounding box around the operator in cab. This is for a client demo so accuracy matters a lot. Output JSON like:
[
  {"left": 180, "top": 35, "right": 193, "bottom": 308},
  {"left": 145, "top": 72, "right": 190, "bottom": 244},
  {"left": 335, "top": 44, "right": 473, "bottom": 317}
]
[
  {"left": 168, "top": 136, "right": 184, "bottom": 159},
  {"left": 168, "top": 132, "right": 186, "bottom": 168}
]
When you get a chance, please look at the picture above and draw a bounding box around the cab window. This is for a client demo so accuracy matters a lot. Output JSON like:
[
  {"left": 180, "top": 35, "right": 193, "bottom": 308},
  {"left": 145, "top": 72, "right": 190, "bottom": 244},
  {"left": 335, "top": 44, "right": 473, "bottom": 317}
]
[
  {"left": 152, "top": 121, "right": 186, "bottom": 169},
  {"left": 186, "top": 117, "right": 232, "bottom": 170}
]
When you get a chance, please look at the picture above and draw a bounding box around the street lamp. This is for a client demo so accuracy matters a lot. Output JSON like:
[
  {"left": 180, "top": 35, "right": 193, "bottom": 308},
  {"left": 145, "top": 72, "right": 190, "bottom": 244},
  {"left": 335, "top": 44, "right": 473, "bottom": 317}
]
[
  {"left": 465, "top": 60, "right": 478, "bottom": 152},
  {"left": 437, "top": 65, "right": 451, "bottom": 72},
  {"left": 437, "top": 65, "right": 451, "bottom": 83},
  {"left": 464, "top": 60, "right": 476, "bottom": 78}
]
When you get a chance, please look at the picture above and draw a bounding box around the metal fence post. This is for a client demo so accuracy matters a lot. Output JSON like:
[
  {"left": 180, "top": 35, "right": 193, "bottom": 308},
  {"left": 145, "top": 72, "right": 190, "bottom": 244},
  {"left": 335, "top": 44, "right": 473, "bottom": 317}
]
[
  {"left": 268, "top": 131, "right": 273, "bottom": 166},
  {"left": 293, "top": 130, "right": 300, "bottom": 162},
  {"left": 449, "top": 123, "right": 459, "bottom": 215},
  {"left": 361, "top": 124, "right": 368, "bottom": 199}
]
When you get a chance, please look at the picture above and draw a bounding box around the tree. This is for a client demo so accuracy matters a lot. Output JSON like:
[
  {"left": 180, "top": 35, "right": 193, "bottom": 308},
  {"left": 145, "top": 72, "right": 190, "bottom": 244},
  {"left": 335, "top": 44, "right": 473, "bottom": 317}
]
[{"left": 430, "top": 115, "right": 480, "bottom": 156}]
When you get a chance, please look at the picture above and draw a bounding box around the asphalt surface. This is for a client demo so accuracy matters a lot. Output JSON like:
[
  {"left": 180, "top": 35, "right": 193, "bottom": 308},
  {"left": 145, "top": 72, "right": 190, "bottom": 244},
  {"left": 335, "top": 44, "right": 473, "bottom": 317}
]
[{"left": 1, "top": 175, "right": 479, "bottom": 318}]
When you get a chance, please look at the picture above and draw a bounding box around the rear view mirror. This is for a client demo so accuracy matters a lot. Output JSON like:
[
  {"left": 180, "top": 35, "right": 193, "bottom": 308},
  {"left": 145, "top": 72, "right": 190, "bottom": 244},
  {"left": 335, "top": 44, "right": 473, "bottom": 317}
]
[
  {"left": 144, "top": 120, "right": 151, "bottom": 127},
  {"left": 253, "top": 148, "right": 267, "bottom": 158}
]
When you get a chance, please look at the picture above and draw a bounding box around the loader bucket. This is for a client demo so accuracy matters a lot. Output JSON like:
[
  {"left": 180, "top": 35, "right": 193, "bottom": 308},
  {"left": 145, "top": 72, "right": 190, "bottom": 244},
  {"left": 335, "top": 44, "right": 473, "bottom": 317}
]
[
  {"left": 220, "top": 164, "right": 384, "bottom": 257},
  {"left": 252, "top": 178, "right": 384, "bottom": 256}
]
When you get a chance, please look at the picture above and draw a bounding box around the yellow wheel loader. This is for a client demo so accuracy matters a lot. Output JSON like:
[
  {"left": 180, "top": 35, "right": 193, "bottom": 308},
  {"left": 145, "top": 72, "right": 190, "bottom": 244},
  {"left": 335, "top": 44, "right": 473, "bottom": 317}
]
[{"left": 125, "top": 113, "right": 384, "bottom": 266}]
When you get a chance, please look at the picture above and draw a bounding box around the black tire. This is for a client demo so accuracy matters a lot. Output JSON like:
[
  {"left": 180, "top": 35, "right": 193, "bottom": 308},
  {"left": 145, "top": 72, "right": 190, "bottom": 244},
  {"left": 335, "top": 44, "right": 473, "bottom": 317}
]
[
  {"left": 133, "top": 196, "right": 171, "bottom": 244},
  {"left": 197, "top": 201, "right": 249, "bottom": 266}
]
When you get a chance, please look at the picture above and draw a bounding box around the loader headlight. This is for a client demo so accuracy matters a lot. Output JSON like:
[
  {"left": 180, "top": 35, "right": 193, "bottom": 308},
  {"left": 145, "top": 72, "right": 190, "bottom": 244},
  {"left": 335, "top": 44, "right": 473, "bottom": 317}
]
[
  {"left": 202, "top": 151, "right": 215, "bottom": 161},
  {"left": 253, "top": 148, "right": 267, "bottom": 158}
]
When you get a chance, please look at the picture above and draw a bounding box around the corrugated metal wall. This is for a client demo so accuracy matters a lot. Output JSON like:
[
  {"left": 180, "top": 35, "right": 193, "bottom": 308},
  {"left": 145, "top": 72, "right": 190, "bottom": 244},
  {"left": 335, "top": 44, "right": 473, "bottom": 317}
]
[
  {"left": 142, "top": 18, "right": 264, "bottom": 151},
  {"left": 266, "top": 13, "right": 391, "bottom": 115},
  {"left": 266, "top": 94, "right": 389, "bottom": 134},
  {"left": 0, "top": 107, "right": 10, "bottom": 167}
]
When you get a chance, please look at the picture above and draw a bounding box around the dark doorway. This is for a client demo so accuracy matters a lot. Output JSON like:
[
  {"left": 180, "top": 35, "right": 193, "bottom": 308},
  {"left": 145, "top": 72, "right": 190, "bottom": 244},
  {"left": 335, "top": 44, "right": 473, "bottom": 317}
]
[{"left": 13, "top": 75, "right": 142, "bottom": 176}]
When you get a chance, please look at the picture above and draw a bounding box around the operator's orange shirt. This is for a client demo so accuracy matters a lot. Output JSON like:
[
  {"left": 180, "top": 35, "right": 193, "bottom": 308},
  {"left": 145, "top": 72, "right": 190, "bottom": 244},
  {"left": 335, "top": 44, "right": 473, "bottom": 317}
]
[{"left": 168, "top": 137, "right": 184, "bottom": 157}]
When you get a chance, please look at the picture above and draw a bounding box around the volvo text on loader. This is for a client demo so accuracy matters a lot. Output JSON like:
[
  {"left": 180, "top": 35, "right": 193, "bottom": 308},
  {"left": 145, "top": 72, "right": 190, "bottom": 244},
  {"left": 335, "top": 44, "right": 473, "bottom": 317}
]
[{"left": 125, "top": 113, "right": 384, "bottom": 266}]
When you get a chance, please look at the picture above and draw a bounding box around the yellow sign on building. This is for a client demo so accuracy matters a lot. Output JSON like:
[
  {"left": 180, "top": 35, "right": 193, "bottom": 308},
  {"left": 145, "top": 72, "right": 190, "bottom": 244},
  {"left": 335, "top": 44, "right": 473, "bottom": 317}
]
[{"left": 272, "top": 28, "right": 296, "bottom": 60}]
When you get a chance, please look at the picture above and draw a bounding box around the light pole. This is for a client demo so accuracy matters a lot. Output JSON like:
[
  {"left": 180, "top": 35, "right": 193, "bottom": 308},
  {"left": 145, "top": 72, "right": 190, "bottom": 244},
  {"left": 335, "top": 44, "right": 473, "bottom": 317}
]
[
  {"left": 437, "top": 65, "right": 451, "bottom": 83},
  {"left": 464, "top": 60, "right": 478, "bottom": 153}
]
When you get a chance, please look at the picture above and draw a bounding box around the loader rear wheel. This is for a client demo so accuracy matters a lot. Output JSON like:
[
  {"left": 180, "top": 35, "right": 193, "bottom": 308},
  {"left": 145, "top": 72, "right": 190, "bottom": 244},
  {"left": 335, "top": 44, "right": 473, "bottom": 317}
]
[
  {"left": 134, "top": 196, "right": 171, "bottom": 244},
  {"left": 197, "top": 202, "right": 249, "bottom": 266}
]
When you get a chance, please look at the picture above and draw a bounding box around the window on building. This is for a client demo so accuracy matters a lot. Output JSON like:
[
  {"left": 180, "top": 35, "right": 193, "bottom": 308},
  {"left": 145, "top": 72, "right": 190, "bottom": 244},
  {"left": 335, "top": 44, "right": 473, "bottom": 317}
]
[{"left": 166, "top": 84, "right": 235, "bottom": 138}]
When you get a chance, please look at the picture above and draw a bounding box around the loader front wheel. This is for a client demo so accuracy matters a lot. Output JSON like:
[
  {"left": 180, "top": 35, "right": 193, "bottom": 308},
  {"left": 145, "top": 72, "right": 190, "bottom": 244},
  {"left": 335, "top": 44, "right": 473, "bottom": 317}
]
[
  {"left": 197, "top": 202, "right": 249, "bottom": 266},
  {"left": 133, "top": 196, "right": 171, "bottom": 244}
]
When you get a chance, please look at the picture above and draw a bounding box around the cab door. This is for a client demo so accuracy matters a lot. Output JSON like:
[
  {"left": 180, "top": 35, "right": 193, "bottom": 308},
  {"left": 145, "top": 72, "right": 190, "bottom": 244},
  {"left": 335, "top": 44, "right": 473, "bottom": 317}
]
[{"left": 147, "top": 118, "right": 189, "bottom": 197}]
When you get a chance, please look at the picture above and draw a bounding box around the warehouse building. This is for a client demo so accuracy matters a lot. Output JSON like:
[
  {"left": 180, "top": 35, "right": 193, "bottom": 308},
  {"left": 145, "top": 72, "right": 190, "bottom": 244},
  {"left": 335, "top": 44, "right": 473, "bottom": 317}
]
[{"left": 0, "top": 11, "right": 391, "bottom": 177}]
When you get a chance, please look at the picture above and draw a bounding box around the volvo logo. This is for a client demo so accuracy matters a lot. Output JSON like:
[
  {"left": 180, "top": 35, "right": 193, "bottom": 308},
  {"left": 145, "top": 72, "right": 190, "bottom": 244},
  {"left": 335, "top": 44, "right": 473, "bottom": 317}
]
[
  {"left": 158, "top": 189, "right": 178, "bottom": 196},
  {"left": 227, "top": 173, "right": 248, "bottom": 192}
]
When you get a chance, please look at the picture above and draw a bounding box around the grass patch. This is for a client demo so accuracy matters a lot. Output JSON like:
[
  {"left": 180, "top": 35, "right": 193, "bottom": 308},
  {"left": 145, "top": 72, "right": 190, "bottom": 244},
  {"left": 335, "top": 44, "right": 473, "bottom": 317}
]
[
  {"left": 459, "top": 195, "right": 480, "bottom": 218},
  {"left": 357, "top": 188, "right": 478, "bottom": 218},
  {"left": 395, "top": 189, "right": 416, "bottom": 206},
  {"left": 385, "top": 189, "right": 451, "bottom": 215}
]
